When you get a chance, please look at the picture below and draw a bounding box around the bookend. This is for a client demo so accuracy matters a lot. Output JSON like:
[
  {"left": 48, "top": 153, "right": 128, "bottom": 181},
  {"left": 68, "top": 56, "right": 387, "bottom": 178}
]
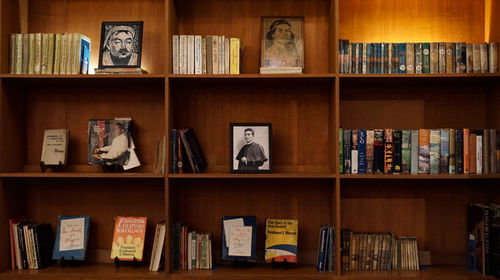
[
  {"left": 40, "top": 161, "right": 63, "bottom": 172},
  {"left": 231, "top": 258, "right": 254, "bottom": 269},
  {"left": 271, "top": 258, "right": 295, "bottom": 269},
  {"left": 60, "top": 256, "right": 81, "bottom": 268},
  {"left": 100, "top": 163, "right": 124, "bottom": 173},
  {"left": 114, "top": 257, "right": 141, "bottom": 269}
]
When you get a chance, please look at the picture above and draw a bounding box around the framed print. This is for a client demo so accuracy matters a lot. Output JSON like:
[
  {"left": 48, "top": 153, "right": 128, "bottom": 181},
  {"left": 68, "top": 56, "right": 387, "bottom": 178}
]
[
  {"left": 230, "top": 123, "right": 272, "bottom": 174},
  {"left": 260, "top": 16, "right": 304, "bottom": 68},
  {"left": 98, "top": 21, "right": 143, "bottom": 68}
]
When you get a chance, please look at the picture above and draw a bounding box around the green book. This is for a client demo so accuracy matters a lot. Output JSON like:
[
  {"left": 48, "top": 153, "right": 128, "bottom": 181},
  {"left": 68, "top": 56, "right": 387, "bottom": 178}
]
[
  {"left": 339, "top": 128, "right": 344, "bottom": 174},
  {"left": 423, "top": 43, "right": 430, "bottom": 73},
  {"left": 402, "top": 130, "right": 411, "bottom": 174}
]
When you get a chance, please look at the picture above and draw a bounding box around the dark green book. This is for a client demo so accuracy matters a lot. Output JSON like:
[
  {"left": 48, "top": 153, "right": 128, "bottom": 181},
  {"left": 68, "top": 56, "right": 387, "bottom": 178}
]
[{"left": 423, "top": 43, "right": 430, "bottom": 73}]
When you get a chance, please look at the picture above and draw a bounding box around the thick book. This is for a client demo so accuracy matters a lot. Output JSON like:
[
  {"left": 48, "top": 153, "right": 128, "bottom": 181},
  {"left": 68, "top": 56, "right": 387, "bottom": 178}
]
[
  {"left": 344, "top": 130, "right": 352, "bottom": 174},
  {"left": 222, "top": 216, "right": 257, "bottom": 262},
  {"left": 393, "top": 130, "right": 402, "bottom": 174},
  {"left": 374, "top": 129, "right": 384, "bottom": 173},
  {"left": 456, "top": 129, "right": 464, "bottom": 174},
  {"left": 418, "top": 129, "right": 430, "bottom": 174},
  {"left": 264, "top": 219, "right": 298, "bottom": 263},
  {"left": 187, "top": 35, "right": 194, "bottom": 74},
  {"left": 440, "top": 129, "right": 450, "bottom": 174},
  {"left": 34, "top": 33, "right": 42, "bottom": 74},
  {"left": 410, "top": 130, "right": 419, "bottom": 175},
  {"left": 194, "top": 35, "right": 202, "bottom": 74},
  {"left": 430, "top": 42, "right": 438, "bottom": 73},
  {"left": 406, "top": 43, "right": 415, "bottom": 74},
  {"left": 384, "top": 129, "right": 393, "bottom": 174},
  {"left": 172, "top": 35, "right": 179, "bottom": 74},
  {"left": 464, "top": 128, "right": 470, "bottom": 174},
  {"left": 477, "top": 134, "right": 483, "bottom": 174},
  {"left": 230, "top": 38, "right": 241, "bottom": 74},
  {"left": 317, "top": 226, "right": 328, "bottom": 271},
  {"left": 398, "top": 44, "right": 406, "bottom": 73},
  {"left": 366, "top": 130, "right": 374, "bottom": 174},
  {"left": 470, "top": 133, "right": 477, "bottom": 174},
  {"left": 351, "top": 130, "right": 359, "bottom": 174},
  {"left": 484, "top": 129, "right": 491, "bottom": 174},
  {"left": 414, "top": 43, "right": 423, "bottom": 74},
  {"left": 14, "top": 34, "right": 22, "bottom": 74},
  {"left": 473, "top": 44, "right": 481, "bottom": 73},
  {"left": 490, "top": 42, "right": 499, "bottom": 73},
  {"left": 41, "top": 129, "right": 69, "bottom": 165},
  {"left": 33, "top": 223, "right": 55, "bottom": 269},
  {"left": 180, "top": 128, "right": 207, "bottom": 173},
  {"left": 422, "top": 43, "right": 430, "bottom": 73},
  {"left": 339, "top": 128, "right": 344, "bottom": 174},
  {"left": 358, "top": 129, "right": 366, "bottom": 174},
  {"left": 480, "top": 43, "right": 488, "bottom": 73},
  {"left": 449, "top": 129, "right": 456, "bottom": 174},
  {"left": 402, "top": 130, "right": 411, "bottom": 174},
  {"left": 52, "top": 216, "right": 90, "bottom": 261},
  {"left": 445, "top": 43, "right": 453, "bottom": 73},
  {"left": 110, "top": 216, "right": 147, "bottom": 261},
  {"left": 21, "top": 34, "right": 29, "bottom": 74},
  {"left": 150, "top": 221, "right": 166, "bottom": 271},
  {"left": 391, "top": 43, "right": 399, "bottom": 74},
  {"left": 438, "top": 42, "right": 446, "bottom": 73}
]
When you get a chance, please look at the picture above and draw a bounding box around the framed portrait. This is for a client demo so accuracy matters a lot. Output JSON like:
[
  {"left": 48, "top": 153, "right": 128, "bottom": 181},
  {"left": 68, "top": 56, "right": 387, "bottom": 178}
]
[
  {"left": 230, "top": 123, "right": 272, "bottom": 174},
  {"left": 260, "top": 16, "right": 304, "bottom": 69},
  {"left": 98, "top": 21, "right": 143, "bottom": 69}
]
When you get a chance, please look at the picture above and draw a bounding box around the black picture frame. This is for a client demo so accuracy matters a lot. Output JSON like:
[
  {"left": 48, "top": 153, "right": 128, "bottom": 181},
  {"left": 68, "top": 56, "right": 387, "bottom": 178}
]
[
  {"left": 98, "top": 21, "right": 143, "bottom": 69},
  {"left": 230, "top": 123, "right": 272, "bottom": 174}
]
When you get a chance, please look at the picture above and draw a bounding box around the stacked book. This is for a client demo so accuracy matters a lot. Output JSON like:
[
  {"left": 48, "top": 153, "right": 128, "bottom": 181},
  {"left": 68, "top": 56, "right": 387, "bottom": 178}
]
[
  {"left": 171, "top": 128, "right": 207, "bottom": 173},
  {"left": 340, "top": 230, "right": 420, "bottom": 271},
  {"left": 340, "top": 128, "right": 499, "bottom": 175},
  {"left": 9, "top": 218, "right": 54, "bottom": 270},
  {"left": 172, "top": 223, "right": 213, "bottom": 270},
  {"left": 9, "top": 33, "right": 90, "bottom": 75},
  {"left": 172, "top": 35, "right": 242, "bottom": 74},
  {"left": 339, "top": 40, "right": 498, "bottom": 74},
  {"left": 316, "top": 225, "right": 335, "bottom": 271}
]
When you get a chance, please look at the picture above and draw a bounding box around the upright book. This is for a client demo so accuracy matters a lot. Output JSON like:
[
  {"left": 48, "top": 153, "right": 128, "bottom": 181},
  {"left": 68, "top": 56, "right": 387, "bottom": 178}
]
[
  {"left": 52, "top": 216, "right": 90, "bottom": 261},
  {"left": 41, "top": 129, "right": 69, "bottom": 166},
  {"left": 110, "top": 216, "right": 147, "bottom": 261},
  {"left": 264, "top": 219, "right": 298, "bottom": 263},
  {"left": 221, "top": 216, "right": 257, "bottom": 262}
]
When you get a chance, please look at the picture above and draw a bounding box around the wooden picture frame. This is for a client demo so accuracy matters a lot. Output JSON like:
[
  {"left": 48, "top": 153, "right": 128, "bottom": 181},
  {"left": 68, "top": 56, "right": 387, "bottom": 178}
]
[
  {"left": 98, "top": 21, "right": 144, "bottom": 69},
  {"left": 230, "top": 123, "right": 272, "bottom": 174}
]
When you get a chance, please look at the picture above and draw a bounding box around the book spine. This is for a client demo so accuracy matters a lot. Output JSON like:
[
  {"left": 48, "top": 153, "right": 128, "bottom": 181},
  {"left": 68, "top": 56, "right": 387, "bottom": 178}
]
[
  {"left": 230, "top": 38, "right": 240, "bottom": 74},
  {"left": 358, "top": 129, "right": 366, "bottom": 174},
  {"left": 339, "top": 128, "right": 344, "bottom": 174},
  {"left": 351, "top": 130, "right": 358, "bottom": 174},
  {"left": 473, "top": 44, "right": 481, "bottom": 73},
  {"left": 398, "top": 44, "right": 406, "bottom": 73},
  {"left": 59, "top": 34, "right": 67, "bottom": 74},
  {"left": 206, "top": 36, "right": 212, "bottom": 75},
  {"left": 449, "top": 128, "right": 456, "bottom": 174},
  {"left": 317, "top": 227, "right": 327, "bottom": 271},
  {"left": 392, "top": 43, "right": 399, "bottom": 74},
  {"left": 374, "top": 129, "right": 384, "bottom": 173},
  {"left": 477, "top": 135, "right": 483, "bottom": 174},
  {"left": 53, "top": 34, "right": 61, "bottom": 74},
  {"left": 344, "top": 130, "right": 351, "bottom": 174},
  {"left": 406, "top": 43, "right": 415, "bottom": 74},
  {"left": 21, "top": 34, "right": 29, "bottom": 74},
  {"left": 460, "top": 42, "right": 467, "bottom": 73},
  {"left": 41, "top": 33, "right": 49, "bottom": 74},
  {"left": 194, "top": 35, "right": 202, "bottom": 75},
  {"left": 387, "top": 43, "right": 392, "bottom": 74},
  {"left": 172, "top": 35, "right": 179, "bottom": 74},
  {"left": 455, "top": 42, "right": 462, "bottom": 73},
  {"left": 72, "top": 34, "right": 81, "bottom": 74},
  {"left": 484, "top": 129, "right": 491, "bottom": 174},
  {"left": 430, "top": 42, "right": 438, "bottom": 73},
  {"left": 466, "top": 43, "right": 473, "bottom": 73},
  {"left": 393, "top": 130, "right": 402, "bottom": 174},
  {"left": 440, "top": 129, "right": 450, "bottom": 174},
  {"left": 9, "top": 34, "right": 15, "bottom": 74},
  {"left": 171, "top": 129, "right": 177, "bottom": 173},
  {"left": 366, "top": 130, "right": 374, "bottom": 174},
  {"left": 65, "top": 33, "right": 73, "bottom": 75},
  {"left": 480, "top": 43, "right": 488, "bottom": 73},
  {"left": 456, "top": 129, "right": 464, "bottom": 174},
  {"left": 202, "top": 37, "right": 207, "bottom": 75},
  {"left": 429, "top": 129, "right": 441, "bottom": 174},
  {"left": 418, "top": 129, "right": 430, "bottom": 174},
  {"left": 362, "top": 43, "right": 367, "bottom": 74},
  {"left": 47, "top": 33, "right": 55, "bottom": 74},
  {"left": 415, "top": 43, "right": 423, "bottom": 74},
  {"left": 14, "top": 34, "right": 23, "bottom": 74},
  {"left": 402, "top": 130, "right": 411, "bottom": 174},
  {"left": 445, "top": 42, "right": 453, "bottom": 73},
  {"left": 179, "top": 35, "right": 187, "bottom": 74},
  {"left": 176, "top": 130, "right": 183, "bottom": 173},
  {"left": 438, "top": 42, "right": 446, "bottom": 73},
  {"left": 351, "top": 43, "right": 357, "bottom": 74},
  {"left": 339, "top": 40, "right": 344, "bottom": 73},
  {"left": 410, "top": 130, "right": 419, "bottom": 174},
  {"left": 422, "top": 43, "right": 430, "bottom": 73},
  {"left": 490, "top": 42, "right": 498, "bottom": 73},
  {"left": 464, "top": 128, "right": 470, "bottom": 174},
  {"left": 491, "top": 129, "right": 497, "bottom": 173},
  {"left": 187, "top": 35, "right": 195, "bottom": 75},
  {"left": 212, "top": 36, "right": 218, "bottom": 74},
  {"left": 384, "top": 129, "right": 394, "bottom": 174},
  {"left": 470, "top": 133, "right": 477, "bottom": 174},
  {"left": 219, "top": 35, "right": 224, "bottom": 74}
]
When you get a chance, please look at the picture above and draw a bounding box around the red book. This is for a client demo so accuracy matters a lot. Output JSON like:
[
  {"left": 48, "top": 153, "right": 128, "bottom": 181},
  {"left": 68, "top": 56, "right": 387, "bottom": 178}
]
[{"left": 470, "top": 134, "right": 477, "bottom": 174}]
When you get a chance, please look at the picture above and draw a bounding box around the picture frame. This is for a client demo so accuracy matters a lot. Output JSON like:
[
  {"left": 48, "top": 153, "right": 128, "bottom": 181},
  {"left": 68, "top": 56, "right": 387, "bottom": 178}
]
[
  {"left": 98, "top": 21, "right": 143, "bottom": 69},
  {"left": 230, "top": 123, "right": 272, "bottom": 174},
  {"left": 260, "top": 16, "right": 304, "bottom": 69}
]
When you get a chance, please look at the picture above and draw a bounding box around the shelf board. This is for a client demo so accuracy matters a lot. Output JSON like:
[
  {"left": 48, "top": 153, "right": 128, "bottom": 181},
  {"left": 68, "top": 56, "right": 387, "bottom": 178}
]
[
  {"left": 0, "top": 264, "right": 164, "bottom": 279},
  {"left": 170, "top": 264, "right": 333, "bottom": 279},
  {"left": 339, "top": 174, "right": 500, "bottom": 179},
  {"left": 167, "top": 73, "right": 336, "bottom": 79},
  {"left": 338, "top": 73, "right": 500, "bottom": 78},
  {"left": 0, "top": 74, "right": 165, "bottom": 79},
  {"left": 168, "top": 172, "right": 336, "bottom": 179},
  {"left": 342, "top": 266, "right": 493, "bottom": 279},
  {"left": 0, "top": 172, "right": 164, "bottom": 179}
]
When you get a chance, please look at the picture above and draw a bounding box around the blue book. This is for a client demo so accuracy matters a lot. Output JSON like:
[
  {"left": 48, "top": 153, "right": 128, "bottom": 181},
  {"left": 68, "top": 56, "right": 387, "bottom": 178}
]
[
  {"left": 376, "top": 43, "right": 381, "bottom": 74},
  {"left": 52, "top": 216, "right": 90, "bottom": 261},
  {"left": 358, "top": 129, "right": 366, "bottom": 174},
  {"left": 326, "top": 226, "right": 335, "bottom": 271},
  {"left": 316, "top": 226, "right": 328, "bottom": 271},
  {"left": 171, "top": 129, "right": 177, "bottom": 173},
  {"left": 221, "top": 216, "right": 257, "bottom": 262},
  {"left": 366, "top": 44, "right": 372, "bottom": 74},
  {"left": 399, "top": 43, "right": 406, "bottom": 73},
  {"left": 79, "top": 35, "right": 91, "bottom": 74},
  {"left": 380, "top": 43, "right": 385, "bottom": 74},
  {"left": 358, "top": 43, "right": 363, "bottom": 73}
]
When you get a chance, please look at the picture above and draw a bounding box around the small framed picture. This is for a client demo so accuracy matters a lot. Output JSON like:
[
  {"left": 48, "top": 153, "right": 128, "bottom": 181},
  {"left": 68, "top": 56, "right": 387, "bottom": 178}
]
[
  {"left": 230, "top": 123, "right": 272, "bottom": 174},
  {"left": 98, "top": 21, "right": 143, "bottom": 68},
  {"left": 260, "top": 16, "right": 304, "bottom": 68}
]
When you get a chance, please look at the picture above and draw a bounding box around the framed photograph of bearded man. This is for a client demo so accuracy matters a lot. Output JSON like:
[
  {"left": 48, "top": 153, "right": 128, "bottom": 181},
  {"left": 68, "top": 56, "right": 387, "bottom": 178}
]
[
  {"left": 260, "top": 16, "right": 304, "bottom": 69},
  {"left": 98, "top": 21, "right": 143, "bottom": 68},
  {"left": 230, "top": 123, "right": 272, "bottom": 174}
]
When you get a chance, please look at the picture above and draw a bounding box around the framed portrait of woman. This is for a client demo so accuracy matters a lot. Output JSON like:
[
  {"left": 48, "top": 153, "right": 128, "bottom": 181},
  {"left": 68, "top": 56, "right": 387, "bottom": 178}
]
[{"left": 260, "top": 16, "right": 304, "bottom": 70}]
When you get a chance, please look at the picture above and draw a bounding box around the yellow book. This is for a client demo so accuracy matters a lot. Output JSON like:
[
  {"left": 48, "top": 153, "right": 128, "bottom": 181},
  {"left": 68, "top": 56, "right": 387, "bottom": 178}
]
[
  {"left": 53, "top": 34, "right": 62, "bottom": 74},
  {"left": 14, "top": 34, "right": 22, "bottom": 74},
  {"left": 47, "top": 33, "right": 55, "bottom": 74},
  {"left": 264, "top": 219, "right": 298, "bottom": 263},
  {"left": 65, "top": 33, "right": 73, "bottom": 75},
  {"left": 60, "top": 33, "right": 67, "bottom": 74},
  {"left": 41, "top": 33, "right": 49, "bottom": 74},
  {"left": 110, "top": 216, "right": 147, "bottom": 261},
  {"left": 34, "top": 33, "right": 42, "bottom": 74},
  {"left": 28, "top": 33, "right": 35, "bottom": 74},
  {"left": 230, "top": 38, "right": 240, "bottom": 74}
]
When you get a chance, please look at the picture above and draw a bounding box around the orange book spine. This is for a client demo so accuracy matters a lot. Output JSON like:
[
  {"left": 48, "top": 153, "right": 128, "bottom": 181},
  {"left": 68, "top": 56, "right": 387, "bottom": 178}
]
[
  {"left": 418, "top": 129, "right": 430, "bottom": 174},
  {"left": 463, "top": 128, "right": 469, "bottom": 174},
  {"left": 469, "top": 133, "right": 476, "bottom": 174}
]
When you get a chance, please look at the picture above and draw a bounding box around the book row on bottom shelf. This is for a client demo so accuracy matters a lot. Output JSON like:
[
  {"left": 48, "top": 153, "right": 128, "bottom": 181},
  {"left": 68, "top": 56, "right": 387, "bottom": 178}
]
[
  {"left": 8, "top": 216, "right": 166, "bottom": 272},
  {"left": 340, "top": 128, "right": 499, "bottom": 175}
]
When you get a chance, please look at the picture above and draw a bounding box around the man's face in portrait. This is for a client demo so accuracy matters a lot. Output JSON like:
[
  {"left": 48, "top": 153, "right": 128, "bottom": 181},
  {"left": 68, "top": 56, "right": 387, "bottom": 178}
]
[
  {"left": 244, "top": 130, "right": 254, "bottom": 143},
  {"left": 114, "top": 124, "right": 123, "bottom": 136},
  {"left": 273, "top": 23, "right": 292, "bottom": 44},
  {"left": 109, "top": 31, "right": 134, "bottom": 59}
]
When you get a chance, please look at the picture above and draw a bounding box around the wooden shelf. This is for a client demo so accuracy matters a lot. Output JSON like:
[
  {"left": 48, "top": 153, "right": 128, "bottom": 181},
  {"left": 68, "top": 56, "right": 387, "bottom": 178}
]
[
  {"left": 338, "top": 73, "right": 500, "bottom": 78},
  {"left": 168, "top": 172, "right": 335, "bottom": 179},
  {"left": 339, "top": 174, "right": 500, "bottom": 179},
  {"left": 0, "top": 264, "right": 164, "bottom": 280},
  {"left": 341, "top": 266, "right": 494, "bottom": 279},
  {"left": 168, "top": 74, "right": 336, "bottom": 79},
  {"left": 0, "top": 172, "right": 164, "bottom": 179},
  {"left": 0, "top": 74, "right": 165, "bottom": 79}
]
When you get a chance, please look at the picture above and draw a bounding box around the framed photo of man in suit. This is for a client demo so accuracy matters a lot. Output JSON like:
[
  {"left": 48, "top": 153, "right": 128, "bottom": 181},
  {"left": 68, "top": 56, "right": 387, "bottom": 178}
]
[
  {"left": 230, "top": 123, "right": 272, "bottom": 174},
  {"left": 98, "top": 21, "right": 143, "bottom": 68}
]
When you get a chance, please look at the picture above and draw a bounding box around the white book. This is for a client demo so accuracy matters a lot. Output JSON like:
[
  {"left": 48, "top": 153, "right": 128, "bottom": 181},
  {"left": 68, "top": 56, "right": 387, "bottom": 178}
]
[
  {"left": 480, "top": 43, "right": 488, "bottom": 73},
  {"left": 59, "top": 33, "right": 68, "bottom": 74},
  {"left": 187, "top": 231, "right": 192, "bottom": 269},
  {"left": 65, "top": 33, "right": 74, "bottom": 75},
  {"left": 212, "top": 35, "right": 218, "bottom": 74},
  {"left": 41, "top": 129, "right": 69, "bottom": 165},
  {"left": 477, "top": 135, "right": 483, "bottom": 174},
  {"left": 29, "top": 228, "right": 37, "bottom": 269},
  {"left": 362, "top": 43, "right": 367, "bottom": 74},
  {"left": 219, "top": 35, "right": 224, "bottom": 74},
  {"left": 12, "top": 223, "right": 21, "bottom": 269},
  {"left": 187, "top": 35, "right": 194, "bottom": 74},
  {"left": 194, "top": 35, "right": 202, "bottom": 74},
  {"left": 201, "top": 37, "right": 207, "bottom": 74},
  {"left": 149, "top": 222, "right": 166, "bottom": 271},
  {"left": 179, "top": 35, "right": 187, "bottom": 74},
  {"left": 172, "top": 35, "right": 179, "bottom": 74},
  {"left": 388, "top": 43, "right": 392, "bottom": 74},
  {"left": 351, "top": 150, "right": 358, "bottom": 174},
  {"left": 224, "top": 38, "right": 230, "bottom": 74}
]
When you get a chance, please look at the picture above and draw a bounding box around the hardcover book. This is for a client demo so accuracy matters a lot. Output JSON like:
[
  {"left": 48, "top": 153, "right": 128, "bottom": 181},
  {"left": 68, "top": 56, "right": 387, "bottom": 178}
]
[
  {"left": 110, "top": 216, "right": 147, "bottom": 261},
  {"left": 464, "top": 128, "right": 470, "bottom": 174},
  {"left": 438, "top": 42, "right": 446, "bottom": 73},
  {"left": 41, "top": 129, "right": 69, "bottom": 166},
  {"left": 449, "top": 129, "right": 456, "bottom": 174},
  {"left": 317, "top": 226, "right": 328, "bottom": 271},
  {"left": 470, "top": 133, "right": 477, "bottom": 174},
  {"left": 445, "top": 43, "right": 454, "bottom": 73},
  {"left": 414, "top": 43, "right": 423, "bottom": 74},
  {"left": 366, "top": 130, "right": 374, "bottom": 174},
  {"left": 358, "top": 129, "right": 366, "bottom": 174},
  {"left": 264, "top": 219, "right": 298, "bottom": 263},
  {"left": 374, "top": 129, "right": 384, "bottom": 173},
  {"left": 430, "top": 42, "right": 438, "bottom": 73},
  {"left": 490, "top": 42, "right": 499, "bottom": 73},
  {"left": 480, "top": 43, "right": 488, "bottom": 73},
  {"left": 473, "top": 44, "right": 481, "bottom": 73},
  {"left": 477, "top": 134, "right": 483, "bottom": 174},
  {"left": 339, "top": 128, "right": 344, "bottom": 174},
  {"left": 52, "top": 216, "right": 90, "bottom": 261},
  {"left": 418, "top": 129, "right": 430, "bottom": 174},
  {"left": 484, "top": 129, "right": 491, "bottom": 174},
  {"left": 180, "top": 128, "right": 207, "bottom": 173},
  {"left": 440, "top": 129, "right": 450, "bottom": 174},
  {"left": 491, "top": 129, "right": 497, "bottom": 174},
  {"left": 398, "top": 44, "right": 406, "bottom": 73},
  {"left": 456, "top": 129, "right": 464, "bottom": 174},
  {"left": 466, "top": 43, "right": 473, "bottom": 73},
  {"left": 221, "top": 216, "right": 257, "bottom": 262},
  {"left": 406, "top": 43, "right": 415, "bottom": 74},
  {"left": 410, "top": 130, "right": 419, "bottom": 174},
  {"left": 422, "top": 43, "right": 430, "bottom": 73},
  {"left": 429, "top": 129, "right": 440, "bottom": 174},
  {"left": 384, "top": 129, "right": 393, "bottom": 174},
  {"left": 402, "top": 130, "right": 411, "bottom": 174},
  {"left": 33, "top": 223, "right": 55, "bottom": 269},
  {"left": 352, "top": 130, "right": 359, "bottom": 174},
  {"left": 393, "top": 130, "right": 402, "bottom": 174},
  {"left": 344, "top": 130, "right": 352, "bottom": 174}
]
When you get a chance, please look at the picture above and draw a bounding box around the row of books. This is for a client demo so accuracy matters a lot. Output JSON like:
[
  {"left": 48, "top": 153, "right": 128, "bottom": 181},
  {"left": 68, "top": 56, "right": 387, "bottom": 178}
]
[
  {"left": 340, "top": 231, "right": 420, "bottom": 271},
  {"left": 171, "top": 128, "right": 207, "bottom": 173},
  {"left": 316, "top": 225, "right": 335, "bottom": 271},
  {"left": 468, "top": 203, "right": 500, "bottom": 277},
  {"left": 340, "top": 128, "right": 500, "bottom": 175},
  {"left": 172, "top": 35, "right": 242, "bottom": 75},
  {"left": 338, "top": 40, "right": 499, "bottom": 74},
  {"left": 172, "top": 224, "right": 213, "bottom": 270},
  {"left": 9, "top": 33, "right": 91, "bottom": 75}
]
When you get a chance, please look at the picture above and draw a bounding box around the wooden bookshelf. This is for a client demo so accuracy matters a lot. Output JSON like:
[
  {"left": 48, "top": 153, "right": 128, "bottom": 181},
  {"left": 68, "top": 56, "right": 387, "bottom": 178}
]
[{"left": 0, "top": 0, "right": 499, "bottom": 279}]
